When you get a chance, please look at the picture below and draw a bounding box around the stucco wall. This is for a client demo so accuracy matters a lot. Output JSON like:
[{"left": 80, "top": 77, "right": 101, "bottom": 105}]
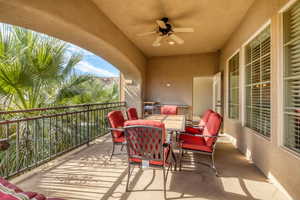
[
  {"left": 220, "top": 0, "right": 299, "bottom": 199},
  {"left": 146, "top": 53, "right": 219, "bottom": 110}
]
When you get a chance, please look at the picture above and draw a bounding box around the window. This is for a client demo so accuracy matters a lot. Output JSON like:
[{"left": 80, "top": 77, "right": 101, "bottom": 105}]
[
  {"left": 228, "top": 53, "right": 239, "bottom": 119},
  {"left": 245, "top": 27, "right": 271, "bottom": 137},
  {"left": 283, "top": 1, "right": 300, "bottom": 153}
]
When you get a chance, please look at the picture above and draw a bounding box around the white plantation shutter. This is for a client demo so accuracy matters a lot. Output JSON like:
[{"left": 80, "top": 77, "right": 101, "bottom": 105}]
[
  {"left": 284, "top": 1, "right": 300, "bottom": 153},
  {"left": 245, "top": 27, "right": 271, "bottom": 137},
  {"left": 228, "top": 53, "right": 239, "bottom": 119}
]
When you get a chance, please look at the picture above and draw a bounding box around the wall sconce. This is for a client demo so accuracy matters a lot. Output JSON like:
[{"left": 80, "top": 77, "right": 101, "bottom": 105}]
[
  {"left": 166, "top": 83, "right": 171, "bottom": 87},
  {"left": 125, "top": 79, "right": 134, "bottom": 85}
]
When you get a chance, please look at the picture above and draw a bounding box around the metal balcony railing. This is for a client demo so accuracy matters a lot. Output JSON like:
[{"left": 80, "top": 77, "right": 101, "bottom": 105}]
[{"left": 0, "top": 101, "right": 126, "bottom": 179}]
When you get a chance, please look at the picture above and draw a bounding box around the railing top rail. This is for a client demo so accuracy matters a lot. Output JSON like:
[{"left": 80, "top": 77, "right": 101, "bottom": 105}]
[
  {"left": 0, "top": 101, "right": 126, "bottom": 115},
  {"left": 0, "top": 103, "right": 126, "bottom": 125}
]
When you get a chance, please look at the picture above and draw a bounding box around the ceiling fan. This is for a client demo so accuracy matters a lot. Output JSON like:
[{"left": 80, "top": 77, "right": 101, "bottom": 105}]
[{"left": 137, "top": 17, "right": 194, "bottom": 47}]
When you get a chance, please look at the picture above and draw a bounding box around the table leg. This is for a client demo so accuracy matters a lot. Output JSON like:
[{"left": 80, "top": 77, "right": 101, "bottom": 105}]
[{"left": 171, "top": 148, "right": 177, "bottom": 171}]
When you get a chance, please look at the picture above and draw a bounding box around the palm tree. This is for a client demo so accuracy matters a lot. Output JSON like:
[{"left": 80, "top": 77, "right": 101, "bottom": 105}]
[{"left": 0, "top": 24, "right": 90, "bottom": 110}]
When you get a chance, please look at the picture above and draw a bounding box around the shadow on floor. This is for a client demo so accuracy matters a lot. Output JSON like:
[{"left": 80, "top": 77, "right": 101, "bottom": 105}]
[{"left": 13, "top": 135, "right": 286, "bottom": 200}]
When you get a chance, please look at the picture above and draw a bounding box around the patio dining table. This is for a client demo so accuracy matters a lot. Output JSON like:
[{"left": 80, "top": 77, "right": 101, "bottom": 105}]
[{"left": 144, "top": 114, "right": 186, "bottom": 132}]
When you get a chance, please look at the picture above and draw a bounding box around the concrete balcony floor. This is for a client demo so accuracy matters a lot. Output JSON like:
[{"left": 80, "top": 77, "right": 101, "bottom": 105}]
[{"left": 12, "top": 134, "right": 287, "bottom": 200}]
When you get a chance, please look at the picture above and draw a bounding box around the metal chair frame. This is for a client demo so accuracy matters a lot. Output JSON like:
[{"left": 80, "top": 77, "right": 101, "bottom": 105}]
[
  {"left": 124, "top": 125, "right": 174, "bottom": 199},
  {"left": 179, "top": 134, "right": 220, "bottom": 176},
  {"left": 106, "top": 117, "right": 126, "bottom": 161}
]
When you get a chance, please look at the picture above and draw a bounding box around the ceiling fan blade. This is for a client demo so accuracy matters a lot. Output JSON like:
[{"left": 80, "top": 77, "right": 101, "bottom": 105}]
[
  {"left": 173, "top": 27, "right": 194, "bottom": 33},
  {"left": 170, "top": 34, "right": 184, "bottom": 44},
  {"left": 156, "top": 20, "right": 167, "bottom": 29},
  {"left": 137, "top": 31, "right": 156, "bottom": 37},
  {"left": 152, "top": 36, "right": 163, "bottom": 47}
]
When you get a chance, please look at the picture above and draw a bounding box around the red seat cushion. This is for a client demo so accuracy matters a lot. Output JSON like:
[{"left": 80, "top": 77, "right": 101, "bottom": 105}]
[
  {"left": 127, "top": 107, "right": 138, "bottom": 120},
  {"left": 0, "top": 177, "right": 64, "bottom": 200},
  {"left": 160, "top": 105, "right": 178, "bottom": 115},
  {"left": 179, "top": 134, "right": 212, "bottom": 152},
  {"left": 108, "top": 110, "right": 125, "bottom": 138},
  {"left": 113, "top": 135, "right": 125, "bottom": 143},
  {"left": 185, "top": 126, "right": 203, "bottom": 135},
  {"left": 128, "top": 147, "right": 170, "bottom": 166}
]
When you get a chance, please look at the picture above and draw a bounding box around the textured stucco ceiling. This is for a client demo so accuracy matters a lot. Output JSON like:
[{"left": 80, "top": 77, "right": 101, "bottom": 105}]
[{"left": 92, "top": 0, "right": 254, "bottom": 57}]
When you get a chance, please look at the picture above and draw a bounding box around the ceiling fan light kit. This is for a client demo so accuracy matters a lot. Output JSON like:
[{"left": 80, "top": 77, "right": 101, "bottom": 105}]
[{"left": 137, "top": 17, "right": 194, "bottom": 47}]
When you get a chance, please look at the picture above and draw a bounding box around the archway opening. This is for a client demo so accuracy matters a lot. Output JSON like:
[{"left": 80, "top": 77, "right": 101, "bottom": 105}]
[{"left": 0, "top": 22, "right": 121, "bottom": 110}]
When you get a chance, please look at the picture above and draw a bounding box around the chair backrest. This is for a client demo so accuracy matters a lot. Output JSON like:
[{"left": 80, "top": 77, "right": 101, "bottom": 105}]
[
  {"left": 107, "top": 110, "right": 125, "bottom": 138},
  {"left": 124, "top": 120, "right": 166, "bottom": 162},
  {"left": 202, "top": 112, "right": 223, "bottom": 147},
  {"left": 199, "top": 109, "right": 214, "bottom": 126},
  {"left": 161, "top": 105, "right": 178, "bottom": 115},
  {"left": 127, "top": 107, "right": 138, "bottom": 120}
]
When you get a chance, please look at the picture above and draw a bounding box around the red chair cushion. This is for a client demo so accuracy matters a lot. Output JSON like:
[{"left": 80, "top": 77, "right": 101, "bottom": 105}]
[
  {"left": 113, "top": 136, "right": 125, "bottom": 143},
  {"left": 128, "top": 147, "right": 170, "bottom": 166},
  {"left": 124, "top": 120, "right": 166, "bottom": 142},
  {"left": 108, "top": 110, "right": 125, "bottom": 138},
  {"left": 185, "top": 126, "right": 203, "bottom": 135},
  {"left": 179, "top": 134, "right": 212, "bottom": 152},
  {"left": 0, "top": 177, "right": 64, "bottom": 200},
  {"left": 160, "top": 105, "right": 178, "bottom": 115},
  {"left": 199, "top": 109, "right": 214, "bottom": 126},
  {"left": 127, "top": 107, "right": 138, "bottom": 120},
  {"left": 202, "top": 112, "right": 223, "bottom": 147}
]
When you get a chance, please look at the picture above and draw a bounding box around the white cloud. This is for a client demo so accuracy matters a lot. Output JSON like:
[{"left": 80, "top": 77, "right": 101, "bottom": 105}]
[
  {"left": 75, "top": 61, "right": 118, "bottom": 77},
  {"left": 67, "top": 44, "right": 94, "bottom": 57}
]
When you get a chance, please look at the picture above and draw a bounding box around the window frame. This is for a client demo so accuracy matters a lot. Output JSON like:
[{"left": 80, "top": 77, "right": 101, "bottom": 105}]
[
  {"left": 243, "top": 26, "right": 272, "bottom": 138},
  {"left": 280, "top": 0, "right": 300, "bottom": 156},
  {"left": 227, "top": 50, "right": 240, "bottom": 120},
  {"left": 239, "top": 20, "right": 272, "bottom": 141}
]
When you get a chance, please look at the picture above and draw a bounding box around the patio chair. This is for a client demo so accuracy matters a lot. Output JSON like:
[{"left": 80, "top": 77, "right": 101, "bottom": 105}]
[
  {"left": 0, "top": 139, "right": 64, "bottom": 200},
  {"left": 160, "top": 105, "right": 178, "bottom": 115},
  {"left": 107, "top": 110, "right": 126, "bottom": 160},
  {"left": 185, "top": 109, "right": 214, "bottom": 135},
  {"left": 179, "top": 112, "right": 223, "bottom": 176},
  {"left": 126, "top": 107, "right": 139, "bottom": 120},
  {"left": 124, "top": 120, "right": 174, "bottom": 199}
]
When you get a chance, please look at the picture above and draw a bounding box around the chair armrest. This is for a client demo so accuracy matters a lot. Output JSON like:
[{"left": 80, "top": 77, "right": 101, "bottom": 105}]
[
  {"left": 108, "top": 128, "right": 124, "bottom": 132},
  {"left": 194, "top": 135, "right": 220, "bottom": 138}
]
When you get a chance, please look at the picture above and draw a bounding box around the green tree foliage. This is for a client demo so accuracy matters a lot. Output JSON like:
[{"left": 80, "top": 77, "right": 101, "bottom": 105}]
[{"left": 0, "top": 24, "right": 119, "bottom": 111}]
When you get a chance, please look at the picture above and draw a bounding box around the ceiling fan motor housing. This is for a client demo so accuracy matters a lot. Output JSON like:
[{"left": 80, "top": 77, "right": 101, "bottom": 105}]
[{"left": 159, "top": 23, "right": 172, "bottom": 35}]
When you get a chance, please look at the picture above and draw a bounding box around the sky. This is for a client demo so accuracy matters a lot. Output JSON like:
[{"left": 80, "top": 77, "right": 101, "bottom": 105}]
[{"left": 66, "top": 44, "right": 120, "bottom": 77}]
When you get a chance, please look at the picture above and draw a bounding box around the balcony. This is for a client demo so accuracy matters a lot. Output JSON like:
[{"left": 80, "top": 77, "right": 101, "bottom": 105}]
[
  {"left": 0, "top": 102, "right": 286, "bottom": 200},
  {"left": 0, "top": 0, "right": 300, "bottom": 199}
]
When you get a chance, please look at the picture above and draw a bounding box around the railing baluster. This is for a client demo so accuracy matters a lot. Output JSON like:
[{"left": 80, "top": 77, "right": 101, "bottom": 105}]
[
  {"left": 87, "top": 107, "right": 90, "bottom": 145},
  {"left": 49, "top": 117, "right": 52, "bottom": 159},
  {"left": 75, "top": 112, "right": 78, "bottom": 146},
  {"left": 42, "top": 118, "right": 45, "bottom": 161},
  {"left": 25, "top": 120, "right": 29, "bottom": 169},
  {"left": 55, "top": 116, "right": 58, "bottom": 156},
  {"left": 5, "top": 124, "right": 9, "bottom": 177},
  {"left": 34, "top": 119, "right": 37, "bottom": 167},
  {"left": 16, "top": 122, "right": 20, "bottom": 173}
]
